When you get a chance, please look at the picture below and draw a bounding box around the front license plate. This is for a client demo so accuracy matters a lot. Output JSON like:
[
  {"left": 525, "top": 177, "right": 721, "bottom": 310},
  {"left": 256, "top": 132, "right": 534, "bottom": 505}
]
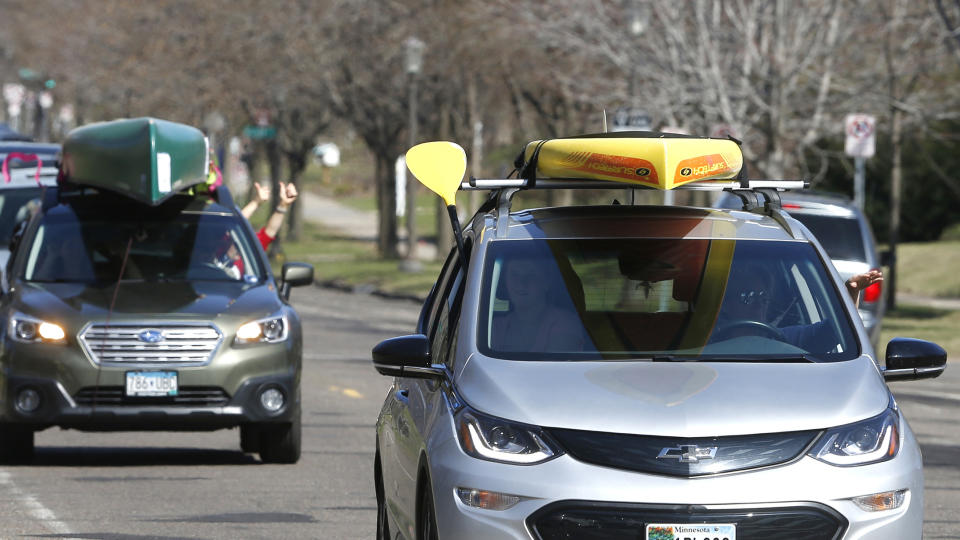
[
  {"left": 646, "top": 523, "right": 736, "bottom": 540},
  {"left": 125, "top": 371, "right": 178, "bottom": 397}
]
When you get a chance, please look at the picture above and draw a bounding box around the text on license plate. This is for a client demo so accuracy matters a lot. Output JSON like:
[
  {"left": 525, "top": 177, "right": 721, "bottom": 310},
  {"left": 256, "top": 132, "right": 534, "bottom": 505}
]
[
  {"left": 646, "top": 523, "right": 736, "bottom": 540},
  {"left": 125, "top": 371, "right": 178, "bottom": 397}
]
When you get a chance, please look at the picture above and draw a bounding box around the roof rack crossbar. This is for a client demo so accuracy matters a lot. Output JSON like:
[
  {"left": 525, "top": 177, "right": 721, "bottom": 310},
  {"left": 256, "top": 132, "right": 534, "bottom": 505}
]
[{"left": 463, "top": 178, "right": 807, "bottom": 191}]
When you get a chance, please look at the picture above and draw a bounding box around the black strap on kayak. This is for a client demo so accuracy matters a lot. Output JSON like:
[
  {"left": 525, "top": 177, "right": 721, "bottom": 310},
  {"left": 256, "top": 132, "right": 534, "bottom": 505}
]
[
  {"left": 516, "top": 139, "right": 551, "bottom": 189},
  {"left": 91, "top": 235, "right": 134, "bottom": 416}
]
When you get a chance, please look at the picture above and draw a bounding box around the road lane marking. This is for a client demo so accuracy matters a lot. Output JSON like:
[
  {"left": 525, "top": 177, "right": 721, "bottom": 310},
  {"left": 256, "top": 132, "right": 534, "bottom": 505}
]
[
  {"left": 0, "top": 470, "right": 74, "bottom": 537},
  {"left": 328, "top": 385, "right": 364, "bottom": 399}
]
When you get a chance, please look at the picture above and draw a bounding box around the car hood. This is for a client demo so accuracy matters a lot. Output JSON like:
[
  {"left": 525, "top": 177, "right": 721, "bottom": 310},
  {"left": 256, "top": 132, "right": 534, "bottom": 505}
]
[
  {"left": 456, "top": 355, "right": 889, "bottom": 437},
  {"left": 11, "top": 280, "right": 282, "bottom": 323}
]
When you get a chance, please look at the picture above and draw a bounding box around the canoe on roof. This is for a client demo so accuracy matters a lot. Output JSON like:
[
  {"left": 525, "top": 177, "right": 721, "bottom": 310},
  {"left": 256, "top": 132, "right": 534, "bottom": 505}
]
[
  {"left": 519, "top": 132, "right": 743, "bottom": 190},
  {"left": 61, "top": 117, "right": 209, "bottom": 206}
]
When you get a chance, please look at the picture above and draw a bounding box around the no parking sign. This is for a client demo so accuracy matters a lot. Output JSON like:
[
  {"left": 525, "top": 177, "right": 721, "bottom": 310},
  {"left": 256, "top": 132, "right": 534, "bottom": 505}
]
[{"left": 845, "top": 114, "right": 876, "bottom": 158}]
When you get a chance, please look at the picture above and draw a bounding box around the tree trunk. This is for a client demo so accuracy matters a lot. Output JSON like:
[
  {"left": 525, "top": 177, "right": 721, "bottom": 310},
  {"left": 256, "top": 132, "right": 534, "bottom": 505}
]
[{"left": 376, "top": 152, "right": 400, "bottom": 258}]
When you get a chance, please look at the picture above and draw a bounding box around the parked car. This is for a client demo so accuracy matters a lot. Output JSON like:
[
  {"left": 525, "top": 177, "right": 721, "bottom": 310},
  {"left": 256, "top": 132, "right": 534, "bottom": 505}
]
[
  {"left": 716, "top": 190, "right": 886, "bottom": 347},
  {"left": 0, "top": 119, "right": 314, "bottom": 464},
  {"left": 372, "top": 135, "right": 946, "bottom": 540}
]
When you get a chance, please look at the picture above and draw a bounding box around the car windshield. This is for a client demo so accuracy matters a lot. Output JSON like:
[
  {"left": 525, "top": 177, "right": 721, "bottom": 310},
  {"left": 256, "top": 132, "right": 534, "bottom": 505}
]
[
  {"left": 478, "top": 238, "right": 859, "bottom": 362},
  {"left": 22, "top": 208, "right": 264, "bottom": 283},
  {"left": 791, "top": 214, "right": 866, "bottom": 262}
]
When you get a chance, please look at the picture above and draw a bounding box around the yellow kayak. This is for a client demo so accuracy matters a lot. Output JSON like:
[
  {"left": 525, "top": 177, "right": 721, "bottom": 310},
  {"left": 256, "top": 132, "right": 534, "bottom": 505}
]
[{"left": 521, "top": 134, "right": 743, "bottom": 190}]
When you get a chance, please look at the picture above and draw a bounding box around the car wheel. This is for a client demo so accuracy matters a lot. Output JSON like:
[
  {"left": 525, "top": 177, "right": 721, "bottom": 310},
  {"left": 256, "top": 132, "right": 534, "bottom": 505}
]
[
  {"left": 239, "top": 424, "right": 260, "bottom": 453},
  {"left": 258, "top": 406, "right": 301, "bottom": 464},
  {"left": 418, "top": 477, "right": 438, "bottom": 540},
  {"left": 375, "top": 454, "right": 391, "bottom": 540},
  {"left": 0, "top": 424, "right": 34, "bottom": 464}
]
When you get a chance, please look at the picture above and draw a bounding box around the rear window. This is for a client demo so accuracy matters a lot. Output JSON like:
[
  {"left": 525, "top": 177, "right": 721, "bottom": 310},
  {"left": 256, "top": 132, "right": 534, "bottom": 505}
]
[
  {"left": 791, "top": 214, "right": 866, "bottom": 262},
  {"left": 478, "top": 238, "right": 859, "bottom": 362}
]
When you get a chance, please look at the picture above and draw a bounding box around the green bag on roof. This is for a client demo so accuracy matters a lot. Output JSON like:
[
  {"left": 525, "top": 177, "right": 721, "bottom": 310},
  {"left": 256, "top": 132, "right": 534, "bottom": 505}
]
[{"left": 61, "top": 117, "right": 209, "bottom": 206}]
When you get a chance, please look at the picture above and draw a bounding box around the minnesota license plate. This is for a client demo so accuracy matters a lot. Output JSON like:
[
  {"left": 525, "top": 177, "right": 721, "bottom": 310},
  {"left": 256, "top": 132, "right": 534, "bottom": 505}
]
[
  {"left": 125, "top": 371, "right": 178, "bottom": 397},
  {"left": 646, "top": 523, "right": 736, "bottom": 540}
]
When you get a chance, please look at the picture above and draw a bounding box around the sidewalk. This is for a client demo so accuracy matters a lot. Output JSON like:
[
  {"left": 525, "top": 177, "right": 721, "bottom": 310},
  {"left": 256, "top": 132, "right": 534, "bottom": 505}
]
[
  {"left": 301, "top": 191, "right": 438, "bottom": 260},
  {"left": 896, "top": 293, "right": 960, "bottom": 310}
]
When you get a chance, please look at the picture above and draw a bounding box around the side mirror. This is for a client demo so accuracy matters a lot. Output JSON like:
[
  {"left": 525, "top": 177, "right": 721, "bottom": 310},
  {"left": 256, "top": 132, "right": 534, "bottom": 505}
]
[
  {"left": 280, "top": 262, "right": 314, "bottom": 300},
  {"left": 372, "top": 334, "right": 444, "bottom": 379},
  {"left": 883, "top": 337, "right": 947, "bottom": 381}
]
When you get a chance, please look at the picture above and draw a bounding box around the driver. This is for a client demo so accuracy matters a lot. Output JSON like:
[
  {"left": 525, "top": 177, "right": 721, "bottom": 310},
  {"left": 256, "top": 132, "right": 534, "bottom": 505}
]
[{"left": 719, "top": 262, "right": 882, "bottom": 352}]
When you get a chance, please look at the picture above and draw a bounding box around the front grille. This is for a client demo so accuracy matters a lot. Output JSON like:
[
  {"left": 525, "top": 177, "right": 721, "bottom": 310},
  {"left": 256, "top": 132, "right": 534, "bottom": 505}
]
[
  {"left": 74, "top": 386, "right": 230, "bottom": 406},
  {"left": 547, "top": 427, "right": 819, "bottom": 477},
  {"left": 80, "top": 323, "right": 222, "bottom": 365},
  {"left": 529, "top": 501, "right": 847, "bottom": 540}
]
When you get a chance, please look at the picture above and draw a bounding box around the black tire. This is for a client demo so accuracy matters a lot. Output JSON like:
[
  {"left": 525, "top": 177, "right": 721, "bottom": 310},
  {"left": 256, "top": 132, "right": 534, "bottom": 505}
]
[
  {"left": 239, "top": 424, "right": 260, "bottom": 453},
  {"left": 0, "top": 425, "right": 34, "bottom": 464},
  {"left": 258, "top": 407, "right": 301, "bottom": 464},
  {"left": 418, "top": 476, "right": 438, "bottom": 540},
  {"left": 375, "top": 454, "right": 391, "bottom": 540}
]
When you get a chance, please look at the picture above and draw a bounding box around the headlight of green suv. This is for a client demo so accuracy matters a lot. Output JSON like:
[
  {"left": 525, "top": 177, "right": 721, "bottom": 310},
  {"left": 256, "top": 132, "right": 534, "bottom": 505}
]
[
  {"left": 456, "top": 407, "right": 563, "bottom": 465},
  {"left": 808, "top": 407, "right": 900, "bottom": 466},
  {"left": 9, "top": 313, "right": 67, "bottom": 344},
  {"left": 234, "top": 313, "right": 288, "bottom": 345}
]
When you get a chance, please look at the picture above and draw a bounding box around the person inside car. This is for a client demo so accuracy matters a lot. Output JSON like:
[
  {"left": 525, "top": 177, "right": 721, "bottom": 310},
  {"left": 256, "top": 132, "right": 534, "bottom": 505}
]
[
  {"left": 717, "top": 263, "right": 883, "bottom": 352},
  {"left": 490, "top": 254, "right": 586, "bottom": 353}
]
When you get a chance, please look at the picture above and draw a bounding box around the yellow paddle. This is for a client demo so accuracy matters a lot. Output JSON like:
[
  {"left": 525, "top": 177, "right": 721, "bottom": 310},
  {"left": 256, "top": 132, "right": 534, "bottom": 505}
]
[{"left": 406, "top": 141, "right": 469, "bottom": 266}]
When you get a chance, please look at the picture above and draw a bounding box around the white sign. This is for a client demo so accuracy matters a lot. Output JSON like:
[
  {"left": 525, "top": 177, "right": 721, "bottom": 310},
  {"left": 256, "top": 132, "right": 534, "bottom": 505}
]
[
  {"left": 395, "top": 155, "right": 407, "bottom": 217},
  {"left": 612, "top": 107, "right": 651, "bottom": 132},
  {"left": 2, "top": 83, "right": 25, "bottom": 106},
  {"left": 845, "top": 114, "right": 876, "bottom": 158},
  {"left": 314, "top": 142, "right": 341, "bottom": 167}
]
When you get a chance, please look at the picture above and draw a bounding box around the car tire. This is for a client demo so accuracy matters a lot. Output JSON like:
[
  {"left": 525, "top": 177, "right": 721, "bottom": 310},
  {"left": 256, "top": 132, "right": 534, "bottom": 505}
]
[
  {"left": 418, "top": 475, "right": 438, "bottom": 540},
  {"left": 0, "top": 424, "right": 34, "bottom": 464},
  {"left": 375, "top": 453, "right": 391, "bottom": 540},
  {"left": 239, "top": 424, "right": 261, "bottom": 453},
  {"left": 258, "top": 406, "right": 301, "bottom": 464}
]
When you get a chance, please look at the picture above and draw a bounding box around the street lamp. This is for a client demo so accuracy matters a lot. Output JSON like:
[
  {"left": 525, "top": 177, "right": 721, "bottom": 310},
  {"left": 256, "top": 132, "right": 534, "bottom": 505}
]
[{"left": 401, "top": 36, "right": 425, "bottom": 272}]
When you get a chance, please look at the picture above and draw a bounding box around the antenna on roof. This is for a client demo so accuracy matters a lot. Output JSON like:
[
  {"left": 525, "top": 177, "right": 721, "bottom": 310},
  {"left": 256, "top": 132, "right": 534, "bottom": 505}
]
[{"left": 602, "top": 109, "right": 608, "bottom": 133}]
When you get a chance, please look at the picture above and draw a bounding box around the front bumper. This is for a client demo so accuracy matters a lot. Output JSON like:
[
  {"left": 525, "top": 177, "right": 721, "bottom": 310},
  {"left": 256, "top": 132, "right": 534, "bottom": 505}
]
[
  {"left": 423, "top": 422, "right": 924, "bottom": 540},
  {"left": 3, "top": 372, "right": 299, "bottom": 430},
  {"left": 0, "top": 336, "right": 301, "bottom": 430}
]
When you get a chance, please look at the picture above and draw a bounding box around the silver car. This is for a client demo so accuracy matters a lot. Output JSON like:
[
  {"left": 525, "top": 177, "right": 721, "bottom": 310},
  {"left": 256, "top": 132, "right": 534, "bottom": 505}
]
[{"left": 373, "top": 194, "right": 945, "bottom": 540}]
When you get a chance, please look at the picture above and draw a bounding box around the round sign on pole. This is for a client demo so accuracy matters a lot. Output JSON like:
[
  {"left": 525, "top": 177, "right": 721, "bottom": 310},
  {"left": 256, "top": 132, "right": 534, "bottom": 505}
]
[{"left": 844, "top": 114, "right": 876, "bottom": 158}]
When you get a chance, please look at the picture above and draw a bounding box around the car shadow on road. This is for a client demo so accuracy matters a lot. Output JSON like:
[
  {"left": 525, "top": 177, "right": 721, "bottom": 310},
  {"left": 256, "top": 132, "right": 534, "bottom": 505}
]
[{"left": 19, "top": 446, "right": 261, "bottom": 467}]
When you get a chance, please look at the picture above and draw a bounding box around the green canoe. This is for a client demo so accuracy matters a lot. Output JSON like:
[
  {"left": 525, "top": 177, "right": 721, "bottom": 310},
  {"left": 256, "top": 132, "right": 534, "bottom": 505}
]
[{"left": 61, "top": 117, "right": 209, "bottom": 206}]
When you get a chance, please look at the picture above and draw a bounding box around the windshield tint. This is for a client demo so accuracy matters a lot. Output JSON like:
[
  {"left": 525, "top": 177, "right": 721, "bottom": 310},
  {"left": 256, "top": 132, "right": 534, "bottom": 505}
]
[
  {"left": 792, "top": 214, "right": 866, "bottom": 262},
  {"left": 478, "top": 239, "right": 858, "bottom": 362},
  {"left": 23, "top": 209, "right": 264, "bottom": 283}
]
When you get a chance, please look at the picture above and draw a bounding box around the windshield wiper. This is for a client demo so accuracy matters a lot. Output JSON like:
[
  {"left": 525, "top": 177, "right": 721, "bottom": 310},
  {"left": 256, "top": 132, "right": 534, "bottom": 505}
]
[{"left": 652, "top": 355, "right": 817, "bottom": 363}]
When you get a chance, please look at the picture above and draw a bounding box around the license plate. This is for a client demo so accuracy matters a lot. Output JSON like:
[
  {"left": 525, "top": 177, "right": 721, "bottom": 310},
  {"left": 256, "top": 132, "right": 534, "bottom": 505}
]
[
  {"left": 125, "top": 371, "right": 178, "bottom": 397},
  {"left": 646, "top": 523, "right": 736, "bottom": 540}
]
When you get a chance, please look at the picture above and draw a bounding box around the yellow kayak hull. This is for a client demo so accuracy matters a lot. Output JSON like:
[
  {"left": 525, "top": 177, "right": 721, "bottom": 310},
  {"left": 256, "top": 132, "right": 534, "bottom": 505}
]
[{"left": 522, "top": 136, "right": 743, "bottom": 190}]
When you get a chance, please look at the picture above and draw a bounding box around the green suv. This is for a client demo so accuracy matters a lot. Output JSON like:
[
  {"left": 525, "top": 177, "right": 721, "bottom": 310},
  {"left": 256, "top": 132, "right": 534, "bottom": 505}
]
[{"left": 0, "top": 118, "right": 313, "bottom": 463}]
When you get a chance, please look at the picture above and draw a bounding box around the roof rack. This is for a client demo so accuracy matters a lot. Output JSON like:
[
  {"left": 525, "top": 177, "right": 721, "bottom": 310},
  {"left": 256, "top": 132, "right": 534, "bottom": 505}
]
[{"left": 462, "top": 178, "right": 806, "bottom": 192}]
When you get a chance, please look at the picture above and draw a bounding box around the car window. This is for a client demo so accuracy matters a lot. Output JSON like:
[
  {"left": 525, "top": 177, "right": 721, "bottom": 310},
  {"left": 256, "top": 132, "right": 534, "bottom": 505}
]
[
  {"left": 22, "top": 208, "right": 264, "bottom": 283},
  {"left": 0, "top": 187, "right": 42, "bottom": 242},
  {"left": 478, "top": 238, "right": 858, "bottom": 362},
  {"left": 791, "top": 214, "right": 866, "bottom": 262},
  {"left": 427, "top": 242, "right": 469, "bottom": 369}
]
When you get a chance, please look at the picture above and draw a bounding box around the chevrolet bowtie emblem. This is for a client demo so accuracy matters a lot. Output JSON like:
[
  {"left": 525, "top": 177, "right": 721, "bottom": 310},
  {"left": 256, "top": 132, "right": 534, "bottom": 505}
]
[{"left": 656, "top": 444, "right": 718, "bottom": 463}]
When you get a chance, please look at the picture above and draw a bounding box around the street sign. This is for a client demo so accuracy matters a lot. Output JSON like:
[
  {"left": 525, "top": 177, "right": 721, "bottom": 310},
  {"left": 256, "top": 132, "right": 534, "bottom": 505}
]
[
  {"left": 3, "top": 83, "right": 25, "bottom": 106},
  {"left": 242, "top": 125, "right": 276, "bottom": 140},
  {"left": 612, "top": 107, "right": 652, "bottom": 132},
  {"left": 845, "top": 114, "right": 876, "bottom": 158}
]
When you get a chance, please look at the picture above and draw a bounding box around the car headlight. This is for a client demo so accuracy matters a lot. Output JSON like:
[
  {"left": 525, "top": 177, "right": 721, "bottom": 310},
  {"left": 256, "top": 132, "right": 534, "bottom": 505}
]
[
  {"left": 456, "top": 408, "right": 562, "bottom": 465},
  {"left": 234, "top": 314, "right": 288, "bottom": 345},
  {"left": 809, "top": 408, "right": 900, "bottom": 466},
  {"left": 9, "top": 314, "right": 66, "bottom": 344}
]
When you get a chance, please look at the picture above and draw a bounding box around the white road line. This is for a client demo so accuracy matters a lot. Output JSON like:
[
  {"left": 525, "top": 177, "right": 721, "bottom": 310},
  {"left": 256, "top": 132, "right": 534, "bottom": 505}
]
[{"left": 0, "top": 470, "right": 74, "bottom": 537}]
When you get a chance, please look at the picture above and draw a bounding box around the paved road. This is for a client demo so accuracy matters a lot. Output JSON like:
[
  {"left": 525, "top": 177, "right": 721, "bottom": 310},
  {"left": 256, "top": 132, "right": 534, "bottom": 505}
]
[{"left": 0, "top": 287, "right": 956, "bottom": 538}]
